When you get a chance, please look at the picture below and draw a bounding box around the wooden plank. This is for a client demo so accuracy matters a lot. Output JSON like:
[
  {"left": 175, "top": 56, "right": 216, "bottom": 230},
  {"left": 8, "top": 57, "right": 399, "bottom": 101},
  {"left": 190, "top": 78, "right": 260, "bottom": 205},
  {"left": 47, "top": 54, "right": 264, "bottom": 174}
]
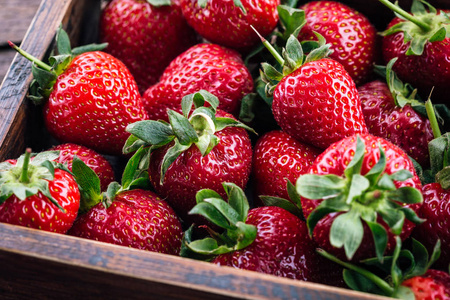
[
  {"left": 0, "top": 49, "right": 16, "bottom": 85},
  {"left": 0, "top": 222, "right": 390, "bottom": 300}
]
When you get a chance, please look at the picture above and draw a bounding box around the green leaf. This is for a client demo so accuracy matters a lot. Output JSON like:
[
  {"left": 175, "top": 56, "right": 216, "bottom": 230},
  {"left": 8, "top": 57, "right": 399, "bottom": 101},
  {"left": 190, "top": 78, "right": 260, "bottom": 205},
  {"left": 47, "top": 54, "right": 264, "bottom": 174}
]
[
  {"left": 71, "top": 43, "right": 108, "bottom": 56},
  {"left": 343, "top": 270, "right": 385, "bottom": 295},
  {"left": 126, "top": 120, "right": 174, "bottom": 146},
  {"left": 306, "top": 206, "right": 337, "bottom": 236},
  {"left": 379, "top": 208, "right": 405, "bottom": 235},
  {"left": 364, "top": 146, "right": 386, "bottom": 185},
  {"left": 296, "top": 174, "right": 346, "bottom": 199},
  {"left": 204, "top": 197, "right": 240, "bottom": 225},
  {"left": 261, "top": 62, "right": 284, "bottom": 81},
  {"left": 146, "top": 0, "right": 172, "bottom": 6},
  {"left": 389, "top": 169, "right": 413, "bottom": 182},
  {"left": 103, "top": 181, "right": 121, "bottom": 208},
  {"left": 408, "top": 238, "right": 430, "bottom": 277},
  {"left": 428, "top": 239, "right": 441, "bottom": 269},
  {"left": 435, "top": 166, "right": 450, "bottom": 189},
  {"left": 346, "top": 174, "right": 370, "bottom": 204},
  {"left": 223, "top": 182, "right": 249, "bottom": 222},
  {"left": 31, "top": 64, "right": 57, "bottom": 90},
  {"left": 399, "top": 206, "right": 425, "bottom": 224},
  {"left": 259, "top": 195, "right": 304, "bottom": 220},
  {"left": 406, "top": 35, "right": 428, "bottom": 55},
  {"left": 182, "top": 90, "right": 219, "bottom": 117},
  {"left": 390, "top": 236, "right": 403, "bottom": 288},
  {"left": 122, "top": 134, "right": 148, "bottom": 154},
  {"left": 284, "top": 35, "right": 304, "bottom": 68},
  {"left": 72, "top": 156, "right": 102, "bottom": 213},
  {"left": 387, "top": 186, "right": 423, "bottom": 204},
  {"left": 180, "top": 225, "right": 211, "bottom": 260},
  {"left": 233, "top": 0, "right": 246, "bottom": 14},
  {"left": 344, "top": 136, "right": 365, "bottom": 179},
  {"left": 188, "top": 201, "right": 233, "bottom": 229},
  {"left": 195, "top": 134, "right": 218, "bottom": 157},
  {"left": 215, "top": 117, "right": 256, "bottom": 135},
  {"left": 377, "top": 173, "right": 397, "bottom": 190},
  {"left": 48, "top": 54, "right": 72, "bottom": 75},
  {"left": 234, "top": 222, "right": 257, "bottom": 250},
  {"left": 31, "top": 151, "right": 60, "bottom": 166},
  {"left": 159, "top": 140, "right": 190, "bottom": 184},
  {"left": 366, "top": 221, "right": 388, "bottom": 262},
  {"left": 56, "top": 26, "right": 72, "bottom": 55},
  {"left": 277, "top": 5, "right": 306, "bottom": 40},
  {"left": 286, "top": 179, "right": 302, "bottom": 208},
  {"left": 167, "top": 110, "right": 198, "bottom": 145},
  {"left": 330, "top": 211, "right": 364, "bottom": 260},
  {"left": 195, "top": 188, "right": 222, "bottom": 204},
  {"left": 121, "top": 147, "right": 146, "bottom": 190},
  {"left": 393, "top": 286, "right": 416, "bottom": 300},
  {"left": 187, "top": 237, "right": 232, "bottom": 255}
]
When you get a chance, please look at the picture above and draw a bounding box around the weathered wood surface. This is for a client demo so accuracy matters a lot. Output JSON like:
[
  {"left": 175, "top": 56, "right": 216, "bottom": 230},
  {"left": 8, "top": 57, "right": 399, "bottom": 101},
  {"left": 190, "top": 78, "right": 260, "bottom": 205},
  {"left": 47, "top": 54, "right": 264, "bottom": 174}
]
[{"left": 0, "top": 222, "right": 390, "bottom": 299}]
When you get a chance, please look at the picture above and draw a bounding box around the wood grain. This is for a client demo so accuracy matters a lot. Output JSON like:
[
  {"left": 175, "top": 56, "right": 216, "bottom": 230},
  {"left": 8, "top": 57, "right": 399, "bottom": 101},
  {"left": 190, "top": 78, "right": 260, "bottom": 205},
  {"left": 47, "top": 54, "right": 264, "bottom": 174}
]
[{"left": 0, "top": 222, "right": 390, "bottom": 300}]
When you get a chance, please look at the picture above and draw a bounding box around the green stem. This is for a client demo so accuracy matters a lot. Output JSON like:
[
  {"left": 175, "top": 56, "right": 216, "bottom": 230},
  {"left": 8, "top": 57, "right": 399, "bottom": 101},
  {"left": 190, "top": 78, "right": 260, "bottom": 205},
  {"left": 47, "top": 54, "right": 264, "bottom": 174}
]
[
  {"left": 20, "top": 148, "right": 32, "bottom": 183},
  {"left": 378, "top": 0, "right": 432, "bottom": 32},
  {"left": 250, "top": 25, "right": 285, "bottom": 66},
  {"left": 8, "top": 41, "right": 52, "bottom": 72},
  {"left": 317, "top": 249, "right": 395, "bottom": 296},
  {"left": 425, "top": 98, "right": 441, "bottom": 139}
]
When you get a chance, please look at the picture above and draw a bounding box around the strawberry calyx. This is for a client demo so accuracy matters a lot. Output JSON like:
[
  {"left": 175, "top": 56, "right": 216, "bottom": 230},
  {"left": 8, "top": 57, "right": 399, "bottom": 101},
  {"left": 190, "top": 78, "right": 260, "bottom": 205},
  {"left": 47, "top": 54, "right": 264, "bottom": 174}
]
[
  {"left": 71, "top": 147, "right": 151, "bottom": 213},
  {"left": 9, "top": 26, "right": 107, "bottom": 104},
  {"left": 317, "top": 237, "right": 441, "bottom": 299},
  {"left": 196, "top": 0, "right": 247, "bottom": 14},
  {"left": 374, "top": 58, "right": 424, "bottom": 111},
  {"left": 379, "top": 0, "right": 450, "bottom": 56},
  {"left": 296, "top": 135, "right": 424, "bottom": 261},
  {"left": 255, "top": 26, "right": 332, "bottom": 96},
  {"left": 146, "top": 0, "right": 171, "bottom": 6},
  {"left": 0, "top": 149, "right": 65, "bottom": 211},
  {"left": 181, "top": 182, "right": 257, "bottom": 257},
  {"left": 124, "top": 90, "right": 255, "bottom": 184}
]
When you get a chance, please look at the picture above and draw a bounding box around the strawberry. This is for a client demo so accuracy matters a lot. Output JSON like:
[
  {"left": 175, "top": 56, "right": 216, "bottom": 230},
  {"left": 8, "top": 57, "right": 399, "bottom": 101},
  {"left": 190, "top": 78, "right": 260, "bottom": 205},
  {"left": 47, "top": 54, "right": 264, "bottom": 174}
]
[
  {"left": 180, "top": 0, "right": 279, "bottom": 51},
  {"left": 358, "top": 58, "right": 434, "bottom": 167},
  {"left": 252, "top": 130, "right": 321, "bottom": 201},
  {"left": 259, "top": 33, "right": 368, "bottom": 150},
  {"left": 125, "top": 90, "right": 253, "bottom": 225},
  {"left": 50, "top": 143, "right": 115, "bottom": 192},
  {"left": 0, "top": 149, "right": 80, "bottom": 233},
  {"left": 142, "top": 43, "right": 254, "bottom": 122},
  {"left": 402, "top": 270, "right": 450, "bottom": 300},
  {"left": 297, "top": 0, "right": 378, "bottom": 86},
  {"left": 182, "top": 182, "right": 344, "bottom": 286},
  {"left": 9, "top": 27, "right": 148, "bottom": 156},
  {"left": 100, "top": 0, "right": 198, "bottom": 93},
  {"left": 379, "top": 0, "right": 450, "bottom": 104},
  {"left": 297, "top": 134, "right": 423, "bottom": 262},
  {"left": 68, "top": 148, "right": 183, "bottom": 254}
]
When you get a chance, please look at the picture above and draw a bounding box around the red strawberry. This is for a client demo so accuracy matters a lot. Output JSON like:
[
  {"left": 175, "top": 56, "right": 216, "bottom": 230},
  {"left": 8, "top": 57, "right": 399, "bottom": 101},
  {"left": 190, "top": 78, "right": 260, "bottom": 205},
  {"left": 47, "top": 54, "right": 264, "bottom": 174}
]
[
  {"left": 126, "top": 90, "right": 253, "bottom": 225},
  {"left": 297, "top": 134, "right": 423, "bottom": 261},
  {"left": 183, "top": 183, "right": 344, "bottom": 286},
  {"left": 100, "top": 0, "right": 198, "bottom": 93},
  {"left": 10, "top": 28, "right": 148, "bottom": 156},
  {"left": 252, "top": 130, "right": 321, "bottom": 201},
  {"left": 69, "top": 189, "right": 182, "bottom": 254},
  {"left": 260, "top": 34, "right": 368, "bottom": 150},
  {"left": 180, "top": 0, "right": 279, "bottom": 51},
  {"left": 298, "top": 0, "right": 378, "bottom": 86},
  {"left": 68, "top": 148, "right": 183, "bottom": 254},
  {"left": 142, "top": 43, "right": 253, "bottom": 121},
  {"left": 380, "top": 0, "right": 450, "bottom": 103},
  {"left": 51, "top": 143, "right": 115, "bottom": 191},
  {"left": 402, "top": 270, "right": 450, "bottom": 300},
  {"left": 358, "top": 58, "right": 434, "bottom": 167},
  {"left": 0, "top": 150, "right": 80, "bottom": 233}
]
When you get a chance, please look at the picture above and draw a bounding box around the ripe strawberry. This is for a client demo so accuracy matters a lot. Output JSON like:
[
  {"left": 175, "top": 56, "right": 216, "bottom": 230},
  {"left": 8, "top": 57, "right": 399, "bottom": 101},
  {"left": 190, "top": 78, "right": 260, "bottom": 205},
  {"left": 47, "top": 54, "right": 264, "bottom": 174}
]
[
  {"left": 402, "top": 270, "right": 450, "bottom": 300},
  {"left": 100, "top": 0, "right": 198, "bottom": 93},
  {"left": 125, "top": 90, "right": 253, "bottom": 225},
  {"left": 183, "top": 183, "right": 344, "bottom": 286},
  {"left": 252, "top": 130, "right": 321, "bottom": 201},
  {"left": 298, "top": 0, "right": 378, "bottom": 86},
  {"left": 50, "top": 143, "right": 115, "bottom": 191},
  {"left": 180, "top": 0, "right": 279, "bottom": 51},
  {"left": 260, "top": 34, "right": 368, "bottom": 150},
  {"left": 297, "top": 134, "right": 423, "bottom": 261},
  {"left": 0, "top": 149, "right": 80, "bottom": 233},
  {"left": 10, "top": 27, "right": 148, "bottom": 156},
  {"left": 358, "top": 58, "right": 434, "bottom": 167},
  {"left": 142, "top": 43, "right": 253, "bottom": 122},
  {"left": 68, "top": 148, "right": 183, "bottom": 254},
  {"left": 380, "top": 0, "right": 450, "bottom": 103}
]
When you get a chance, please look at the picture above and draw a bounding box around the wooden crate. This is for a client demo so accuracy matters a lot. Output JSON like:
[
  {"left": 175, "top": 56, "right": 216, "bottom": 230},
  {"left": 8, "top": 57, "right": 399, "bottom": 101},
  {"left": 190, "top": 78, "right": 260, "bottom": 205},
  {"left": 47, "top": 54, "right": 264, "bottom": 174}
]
[{"left": 0, "top": 0, "right": 444, "bottom": 298}]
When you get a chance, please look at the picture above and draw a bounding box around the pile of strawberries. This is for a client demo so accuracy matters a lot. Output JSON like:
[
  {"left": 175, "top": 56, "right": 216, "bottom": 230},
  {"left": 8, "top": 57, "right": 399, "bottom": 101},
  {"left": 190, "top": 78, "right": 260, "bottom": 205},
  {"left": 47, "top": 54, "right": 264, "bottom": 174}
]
[{"left": 2, "top": 0, "right": 450, "bottom": 298}]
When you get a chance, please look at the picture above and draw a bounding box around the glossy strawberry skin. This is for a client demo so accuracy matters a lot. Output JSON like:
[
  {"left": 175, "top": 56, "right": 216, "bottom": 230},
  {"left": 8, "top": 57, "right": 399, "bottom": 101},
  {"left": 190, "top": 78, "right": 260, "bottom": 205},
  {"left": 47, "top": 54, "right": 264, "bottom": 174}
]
[
  {"left": 45, "top": 51, "right": 149, "bottom": 156},
  {"left": 51, "top": 143, "right": 115, "bottom": 192},
  {"left": 412, "top": 183, "right": 450, "bottom": 270},
  {"left": 143, "top": 43, "right": 253, "bottom": 121},
  {"left": 382, "top": 15, "right": 450, "bottom": 103},
  {"left": 0, "top": 168, "right": 80, "bottom": 233},
  {"left": 298, "top": 1, "right": 378, "bottom": 86},
  {"left": 68, "top": 189, "right": 183, "bottom": 255},
  {"left": 272, "top": 58, "right": 368, "bottom": 150},
  {"left": 252, "top": 130, "right": 321, "bottom": 201},
  {"left": 148, "top": 110, "right": 252, "bottom": 223},
  {"left": 180, "top": 0, "right": 279, "bottom": 51},
  {"left": 302, "top": 134, "right": 422, "bottom": 261},
  {"left": 101, "top": 0, "right": 197, "bottom": 93},
  {"left": 358, "top": 80, "right": 433, "bottom": 167},
  {"left": 212, "top": 206, "right": 344, "bottom": 286},
  {"left": 402, "top": 270, "right": 450, "bottom": 300}
]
